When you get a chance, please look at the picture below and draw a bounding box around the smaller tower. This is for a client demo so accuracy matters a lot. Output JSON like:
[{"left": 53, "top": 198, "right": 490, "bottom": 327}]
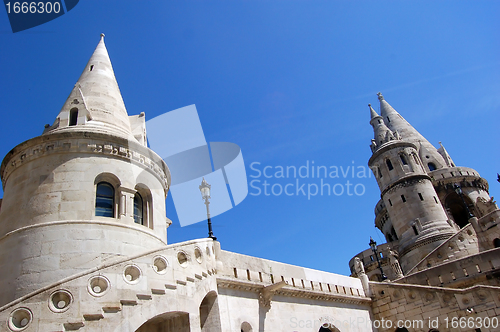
[{"left": 368, "top": 94, "right": 456, "bottom": 272}]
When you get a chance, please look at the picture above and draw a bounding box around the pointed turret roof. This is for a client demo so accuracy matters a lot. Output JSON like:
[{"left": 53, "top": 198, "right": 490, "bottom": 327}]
[
  {"left": 437, "top": 142, "right": 455, "bottom": 167},
  {"left": 376, "top": 92, "right": 446, "bottom": 170},
  {"left": 369, "top": 103, "right": 395, "bottom": 151},
  {"left": 369, "top": 103, "right": 379, "bottom": 120},
  {"left": 44, "top": 34, "right": 133, "bottom": 138}
]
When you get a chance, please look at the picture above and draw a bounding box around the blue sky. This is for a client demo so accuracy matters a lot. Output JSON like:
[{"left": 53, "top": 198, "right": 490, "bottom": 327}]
[{"left": 0, "top": 1, "right": 499, "bottom": 276}]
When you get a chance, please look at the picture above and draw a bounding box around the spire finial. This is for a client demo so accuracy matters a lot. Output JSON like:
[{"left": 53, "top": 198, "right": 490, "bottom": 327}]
[
  {"left": 100, "top": 33, "right": 105, "bottom": 39},
  {"left": 377, "top": 92, "right": 384, "bottom": 101}
]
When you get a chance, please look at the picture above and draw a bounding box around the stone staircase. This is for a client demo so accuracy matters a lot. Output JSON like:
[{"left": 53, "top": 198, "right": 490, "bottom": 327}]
[{"left": 0, "top": 238, "right": 219, "bottom": 332}]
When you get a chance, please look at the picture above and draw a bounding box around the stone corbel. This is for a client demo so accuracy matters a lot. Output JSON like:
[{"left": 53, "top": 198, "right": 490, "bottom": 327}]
[{"left": 259, "top": 281, "right": 287, "bottom": 308}]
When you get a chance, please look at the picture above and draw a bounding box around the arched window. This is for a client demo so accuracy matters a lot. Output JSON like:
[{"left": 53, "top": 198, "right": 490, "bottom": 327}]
[
  {"left": 428, "top": 162, "right": 437, "bottom": 171},
  {"left": 133, "top": 192, "right": 144, "bottom": 225},
  {"left": 391, "top": 227, "right": 398, "bottom": 240},
  {"left": 386, "top": 159, "right": 394, "bottom": 171},
  {"left": 494, "top": 238, "right": 500, "bottom": 248},
  {"left": 400, "top": 154, "right": 408, "bottom": 165},
  {"left": 69, "top": 108, "right": 78, "bottom": 126},
  {"left": 445, "top": 192, "right": 472, "bottom": 228},
  {"left": 95, "top": 182, "right": 114, "bottom": 217}
]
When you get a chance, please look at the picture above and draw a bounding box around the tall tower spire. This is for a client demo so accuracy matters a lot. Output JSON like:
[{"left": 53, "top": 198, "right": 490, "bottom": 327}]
[
  {"left": 377, "top": 92, "right": 446, "bottom": 172},
  {"left": 44, "top": 34, "right": 133, "bottom": 138},
  {"left": 368, "top": 93, "right": 456, "bottom": 272}
]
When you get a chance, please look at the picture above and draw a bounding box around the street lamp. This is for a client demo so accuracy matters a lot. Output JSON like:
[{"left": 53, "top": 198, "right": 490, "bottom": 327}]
[
  {"left": 199, "top": 178, "right": 217, "bottom": 240},
  {"left": 454, "top": 183, "right": 474, "bottom": 219},
  {"left": 369, "top": 237, "right": 387, "bottom": 281}
]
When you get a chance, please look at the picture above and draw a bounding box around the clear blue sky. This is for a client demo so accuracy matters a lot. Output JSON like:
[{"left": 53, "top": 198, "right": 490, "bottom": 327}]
[{"left": 1, "top": 1, "right": 499, "bottom": 276}]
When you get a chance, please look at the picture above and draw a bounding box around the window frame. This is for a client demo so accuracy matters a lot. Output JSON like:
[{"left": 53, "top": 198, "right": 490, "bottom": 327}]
[{"left": 95, "top": 182, "right": 115, "bottom": 218}]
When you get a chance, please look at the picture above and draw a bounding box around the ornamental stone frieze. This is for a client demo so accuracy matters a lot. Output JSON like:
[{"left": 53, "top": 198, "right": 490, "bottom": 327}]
[{"left": 0, "top": 131, "right": 170, "bottom": 191}]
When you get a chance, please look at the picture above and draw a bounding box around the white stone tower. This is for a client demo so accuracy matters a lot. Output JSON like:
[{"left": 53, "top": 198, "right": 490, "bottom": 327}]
[
  {"left": 0, "top": 34, "right": 171, "bottom": 307},
  {"left": 368, "top": 94, "right": 457, "bottom": 272}
]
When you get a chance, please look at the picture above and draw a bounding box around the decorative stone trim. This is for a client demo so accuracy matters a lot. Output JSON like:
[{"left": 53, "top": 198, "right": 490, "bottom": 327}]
[
  {"left": 123, "top": 265, "right": 142, "bottom": 284},
  {"left": 48, "top": 290, "right": 73, "bottom": 313},
  {"left": 0, "top": 132, "right": 170, "bottom": 192},
  {"left": 216, "top": 277, "right": 371, "bottom": 306},
  {"left": 382, "top": 175, "right": 431, "bottom": 196},
  {"left": 88, "top": 275, "right": 110, "bottom": 297},
  {"left": 7, "top": 307, "right": 32, "bottom": 331},
  {"left": 399, "top": 233, "right": 453, "bottom": 258},
  {"left": 152, "top": 256, "right": 168, "bottom": 274}
]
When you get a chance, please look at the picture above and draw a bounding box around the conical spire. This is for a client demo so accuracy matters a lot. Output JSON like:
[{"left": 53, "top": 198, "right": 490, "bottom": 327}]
[
  {"left": 369, "top": 103, "right": 394, "bottom": 152},
  {"left": 377, "top": 92, "right": 446, "bottom": 170},
  {"left": 44, "top": 34, "right": 132, "bottom": 138},
  {"left": 437, "top": 142, "right": 455, "bottom": 167},
  {"left": 369, "top": 103, "right": 379, "bottom": 120}
]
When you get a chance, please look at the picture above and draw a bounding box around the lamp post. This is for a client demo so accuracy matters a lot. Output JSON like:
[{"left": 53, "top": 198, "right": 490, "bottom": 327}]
[
  {"left": 199, "top": 178, "right": 217, "bottom": 240},
  {"left": 454, "top": 183, "right": 474, "bottom": 219},
  {"left": 369, "top": 237, "right": 387, "bottom": 281}
]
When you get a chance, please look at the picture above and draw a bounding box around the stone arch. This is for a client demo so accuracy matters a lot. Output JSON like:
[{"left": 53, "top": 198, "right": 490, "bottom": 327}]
[
  {"left": 319, "top": 324, "right": 341, "bottom": 332},
  {"left": 200, "top": 290, "right": 221, "bottom": 331},
  {"left": 445, "top": 191, "right": 474, "bottom": 228},
  {"left": 135, "top": 311, "right": 190, "bottom": 332},
  {"left": 241, "top": 321, "right": 253, "bottom": 332},
  {"left": 94, "top": 172, "right": 122, "bottom": 188},
  {"left": 493, "top": 238, "right": 500, "bottom": 248}
]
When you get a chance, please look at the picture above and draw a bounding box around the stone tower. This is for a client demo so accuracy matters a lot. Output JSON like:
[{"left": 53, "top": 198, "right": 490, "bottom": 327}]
[
  {"left": 367, "top": 94, "right": 456, "bottom": 272},
  {"left": 0, "top": 36, "right": 376, "bottom": 331},
  {"left": 348, "top": 93, "right": 500, "bottom": 332},
  {"left": 351, "top": 92, "right": 497, "bottom": 280},
  {"left": 0, "top": 34, "right": 171, "bottom": 307}
]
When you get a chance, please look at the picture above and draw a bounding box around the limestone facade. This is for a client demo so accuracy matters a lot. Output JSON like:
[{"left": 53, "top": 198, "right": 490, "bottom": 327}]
[
  {"left": 1, "top": 35, "right": 498, "bottom": 332},
  {"left": 0, "top": 36, "right": 373, "bottom": 332}
]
